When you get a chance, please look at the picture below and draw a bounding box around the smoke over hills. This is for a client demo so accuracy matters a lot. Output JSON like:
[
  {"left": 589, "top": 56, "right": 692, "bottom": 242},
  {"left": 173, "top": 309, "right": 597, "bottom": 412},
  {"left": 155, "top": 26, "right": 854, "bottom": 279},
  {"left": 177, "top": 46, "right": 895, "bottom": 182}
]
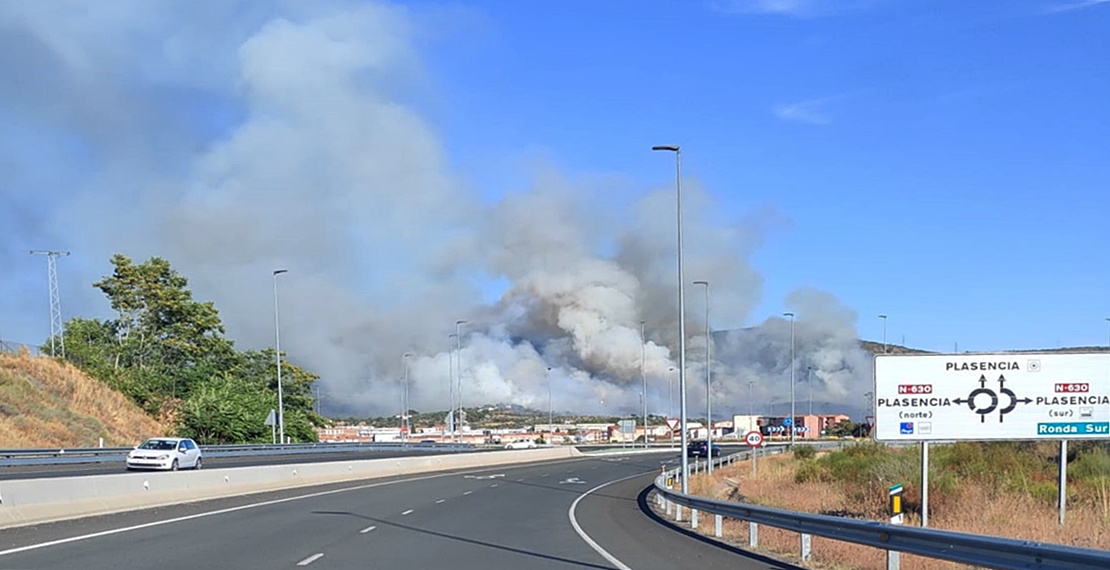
[{"left": 0, "top": 1, "right": 875, "bottom": 419}]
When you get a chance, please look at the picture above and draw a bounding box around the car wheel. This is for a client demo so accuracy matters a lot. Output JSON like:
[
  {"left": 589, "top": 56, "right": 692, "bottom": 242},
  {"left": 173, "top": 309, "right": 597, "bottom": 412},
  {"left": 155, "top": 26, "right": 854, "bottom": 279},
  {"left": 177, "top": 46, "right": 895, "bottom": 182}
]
[
  {"left": 170, "top": 459, "right": 179, "bottom": 471},
  {"left": 194, "top": 457, "right": 202, "bottom": 470}
]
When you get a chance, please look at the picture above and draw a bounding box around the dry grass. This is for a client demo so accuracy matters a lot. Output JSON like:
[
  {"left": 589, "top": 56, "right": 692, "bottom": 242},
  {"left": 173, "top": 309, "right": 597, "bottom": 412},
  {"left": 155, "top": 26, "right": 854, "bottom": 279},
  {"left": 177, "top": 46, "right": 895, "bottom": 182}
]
[
  {"left": 677, "top": 452, "right": 1110, "bottom": 570},
  {"left": 0, "top": 349, "right": 166, "bottom": 448}
]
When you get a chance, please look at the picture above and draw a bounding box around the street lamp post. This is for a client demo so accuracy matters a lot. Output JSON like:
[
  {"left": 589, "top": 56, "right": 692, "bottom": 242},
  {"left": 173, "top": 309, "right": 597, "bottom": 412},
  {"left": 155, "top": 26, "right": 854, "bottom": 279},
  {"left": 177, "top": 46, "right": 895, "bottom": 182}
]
[
  {"left": 748, "top": 380, "right": 755, "bottom": 418},
  {"left": 693, "top": 280, "right": 712, "bottom": 473},
  {"left": 652, "top": 143, "right": 689, "bottom": 494},
  {"left": 879, "top": 314, "right": 888, "bottom": 353},
  {"left": 807, "top": 366, "right": 813, "bottom": 416},
  {"left": 448, "top": 333, "right": 457, "bottom": 438},
  {"left": 454, "top": 320, "right": 467, "bottom": 442},
  {"left": 547, "top": 366, "right": 554, "bottom": 439},
  {"left": 640, "top": 321, "right": 647, "bottom": 449},
  {"left": 272, "top": 269, "right": 288, "bottom": 444},
  {"left": 402, "top": 352, "right": 412, "bottom": 442},
  {"left": 784, "top": 312, "right": 795, "bottom": 449},
  {"left": 668, "top": 366, "right": 676, "bottom": 446}
]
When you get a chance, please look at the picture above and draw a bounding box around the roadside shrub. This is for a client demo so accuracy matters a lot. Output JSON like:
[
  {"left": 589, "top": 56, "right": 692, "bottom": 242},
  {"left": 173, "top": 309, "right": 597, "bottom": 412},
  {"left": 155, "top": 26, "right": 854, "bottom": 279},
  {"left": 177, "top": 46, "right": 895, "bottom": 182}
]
[
  {"left": 793, "top": 445, "right": 816, "bottom": 460},
  {"left": 795, "top": 460, "right": 832, "bottom": 484}
]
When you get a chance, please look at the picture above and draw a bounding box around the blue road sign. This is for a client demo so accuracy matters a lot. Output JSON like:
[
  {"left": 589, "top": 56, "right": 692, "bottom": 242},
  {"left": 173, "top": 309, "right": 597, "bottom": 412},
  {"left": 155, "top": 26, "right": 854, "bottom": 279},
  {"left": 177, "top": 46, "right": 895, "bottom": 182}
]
[{"left": 783, "top": 418, "right": 793, "bottom": 427}]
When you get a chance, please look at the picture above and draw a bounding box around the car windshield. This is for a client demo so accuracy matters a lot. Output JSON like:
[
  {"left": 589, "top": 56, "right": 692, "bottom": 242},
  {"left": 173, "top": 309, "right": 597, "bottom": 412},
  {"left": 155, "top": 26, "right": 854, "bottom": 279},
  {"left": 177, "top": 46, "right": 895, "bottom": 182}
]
[{"left": 138, "top": 439, "right": 178, "bottom": 450}]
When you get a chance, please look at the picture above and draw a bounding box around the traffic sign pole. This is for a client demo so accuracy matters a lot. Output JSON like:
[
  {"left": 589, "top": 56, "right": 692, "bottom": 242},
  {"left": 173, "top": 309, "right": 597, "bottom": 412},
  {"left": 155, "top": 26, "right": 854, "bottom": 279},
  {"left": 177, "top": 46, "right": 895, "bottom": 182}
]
[
  {"left": 744, "top": 431, "right": 763, "bottom": 477},
  {"left": 921, "top": 441, "right": 930, "bottom": 528}
]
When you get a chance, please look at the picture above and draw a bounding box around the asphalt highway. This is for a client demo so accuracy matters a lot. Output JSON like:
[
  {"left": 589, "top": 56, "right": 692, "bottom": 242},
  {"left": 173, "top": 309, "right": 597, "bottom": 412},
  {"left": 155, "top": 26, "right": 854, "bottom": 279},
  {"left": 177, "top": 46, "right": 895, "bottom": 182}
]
[
  {"left": 0, "top": 443, "right": 752, "bottom": 481},
  {"left": 0, "top": 448, "right": 489, "bottom": 481},
  {"left": 0, "top": 449, "right": 798, "bottom": 570}
]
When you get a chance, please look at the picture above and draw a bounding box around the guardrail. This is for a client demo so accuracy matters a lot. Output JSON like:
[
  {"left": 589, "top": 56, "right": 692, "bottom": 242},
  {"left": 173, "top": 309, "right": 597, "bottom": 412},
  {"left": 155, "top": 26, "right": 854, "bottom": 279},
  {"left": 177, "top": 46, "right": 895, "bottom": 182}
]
[
  {"left": 653, "top": 449, "right": 1110, "bottom": 570},
  {"left": 0, "top": 441, "right": 479, "bottom": 467}
]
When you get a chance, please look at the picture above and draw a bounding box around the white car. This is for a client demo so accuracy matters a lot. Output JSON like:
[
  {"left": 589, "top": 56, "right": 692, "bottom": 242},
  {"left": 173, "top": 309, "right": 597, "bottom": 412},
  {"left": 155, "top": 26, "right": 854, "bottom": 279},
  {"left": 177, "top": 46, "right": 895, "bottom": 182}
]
[
  {"left": 126, "top": 437, "right": 202, "bottom": 471},
  {"left": 504, "top": 439, "right": 538, "bottom": 450}
]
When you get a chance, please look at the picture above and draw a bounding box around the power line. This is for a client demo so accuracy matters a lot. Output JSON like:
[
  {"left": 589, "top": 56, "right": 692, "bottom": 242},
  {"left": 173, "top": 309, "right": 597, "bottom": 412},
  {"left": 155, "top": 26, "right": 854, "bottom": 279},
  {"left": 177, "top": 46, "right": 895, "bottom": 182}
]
[{"left": 29, "top": 250, "right": 70, "bottom": 358}]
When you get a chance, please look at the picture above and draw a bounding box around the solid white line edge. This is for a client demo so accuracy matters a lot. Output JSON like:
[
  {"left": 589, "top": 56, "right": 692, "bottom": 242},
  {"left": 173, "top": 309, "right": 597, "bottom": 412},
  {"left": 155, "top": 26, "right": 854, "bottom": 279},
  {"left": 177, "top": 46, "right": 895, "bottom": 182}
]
[{"left": 568, "top": 471, "right": 650, "bottom": 570}]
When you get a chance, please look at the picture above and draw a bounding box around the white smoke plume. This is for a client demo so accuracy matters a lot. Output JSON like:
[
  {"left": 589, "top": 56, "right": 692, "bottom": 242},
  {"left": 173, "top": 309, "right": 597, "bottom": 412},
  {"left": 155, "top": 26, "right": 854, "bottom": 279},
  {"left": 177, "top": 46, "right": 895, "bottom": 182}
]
[{"left": 0, "top": 0, "right": 875, "bottom": 420}]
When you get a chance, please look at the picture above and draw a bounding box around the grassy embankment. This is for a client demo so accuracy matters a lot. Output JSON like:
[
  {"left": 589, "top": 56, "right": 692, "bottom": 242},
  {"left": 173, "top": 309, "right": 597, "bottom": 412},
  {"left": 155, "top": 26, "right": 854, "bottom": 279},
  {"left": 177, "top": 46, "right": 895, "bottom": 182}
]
[
  {"left": 0, "top": 349, "right": 165, "bottom": 448},
  {"left": 683, "top": 441, "right": 1110, "bottom": 570}
]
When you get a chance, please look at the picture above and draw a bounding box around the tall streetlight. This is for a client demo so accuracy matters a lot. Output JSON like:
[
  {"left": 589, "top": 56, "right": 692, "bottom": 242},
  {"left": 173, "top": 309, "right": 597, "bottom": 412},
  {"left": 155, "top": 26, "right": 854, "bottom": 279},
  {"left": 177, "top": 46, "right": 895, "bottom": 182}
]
[
  {"left": 272, "top": 269, "right": 289, "bottom": 444},
  {"left": 668, "top": 366, "right": 676, "bottom": 446},
  {"left": 402, "top": 352, "right": 412, "bottom": 442},
  {"left": 448, "top": 333, "right": 457, "bottom": 438},
  {"left": 878, "top": 314, "right": 888, "bottom": 353},
  {"left": 547, "top": 366, "right": 554, "bottom": 438},
  {"left": 807, "top": 366, "right": 813, "bottom": 416},
  {"left": 748, "top": 380, "right": 755, "bottom": 418},
  {"left": 640, "top": 321, "right": 647, "bottom": 449},
  {"left": 693, "top": 280, "right": 712, "bottom": 474},
  {"left": 784, "top": 312, "right": 796, "bottom": 449},
  {"left": 652, "top": 143, "right": 689, "bottom": 494},
  {"left": 454, "top": 320, "right": 467, "bottom": 442}
]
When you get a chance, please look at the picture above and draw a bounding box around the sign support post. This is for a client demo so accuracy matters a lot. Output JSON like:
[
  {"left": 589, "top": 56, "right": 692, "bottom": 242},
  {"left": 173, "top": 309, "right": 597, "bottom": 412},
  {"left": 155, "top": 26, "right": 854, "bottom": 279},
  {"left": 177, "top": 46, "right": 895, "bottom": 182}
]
[
  {"left": 1059, "top": 439, "right": 1068, "bottom": 525},
  {"left": 921, "top": 441, "right": 929, "bottom": 527},
  {"left": 744, "top": 430, "right": 763, "bottom": 477}
]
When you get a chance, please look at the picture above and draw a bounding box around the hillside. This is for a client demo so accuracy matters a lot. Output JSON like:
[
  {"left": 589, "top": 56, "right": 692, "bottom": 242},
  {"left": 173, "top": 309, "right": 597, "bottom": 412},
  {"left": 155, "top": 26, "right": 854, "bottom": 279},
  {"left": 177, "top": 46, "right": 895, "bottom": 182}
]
[{"left": 0, "top": 349, "right": 166, "bottom": 448}]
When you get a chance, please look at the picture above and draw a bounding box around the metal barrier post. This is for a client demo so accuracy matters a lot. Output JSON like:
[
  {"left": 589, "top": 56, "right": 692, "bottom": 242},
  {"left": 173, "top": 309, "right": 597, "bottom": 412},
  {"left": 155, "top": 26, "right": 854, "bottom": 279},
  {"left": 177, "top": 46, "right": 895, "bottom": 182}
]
[
  {"left": 676, "top": 504, "right": 683, "bottom": 522},
  {"left": 801, "top": 533, "right": 812, "bottom": 562},
  {"left": 715, "top": 514, "right": 722, "bottom": 537},
  {"left": 749, "top": 522, "right": 758, "bottom": 547},
  {"left": 692, "top": 509, "right": 699, "bottom": 529}
]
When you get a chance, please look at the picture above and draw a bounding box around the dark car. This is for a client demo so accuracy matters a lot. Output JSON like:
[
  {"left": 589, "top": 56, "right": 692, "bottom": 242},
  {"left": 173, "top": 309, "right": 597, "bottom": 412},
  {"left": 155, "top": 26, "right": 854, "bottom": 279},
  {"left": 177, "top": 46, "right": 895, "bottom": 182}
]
[{"left": 686, "top": 440, "right": 721, "bottom": 458}]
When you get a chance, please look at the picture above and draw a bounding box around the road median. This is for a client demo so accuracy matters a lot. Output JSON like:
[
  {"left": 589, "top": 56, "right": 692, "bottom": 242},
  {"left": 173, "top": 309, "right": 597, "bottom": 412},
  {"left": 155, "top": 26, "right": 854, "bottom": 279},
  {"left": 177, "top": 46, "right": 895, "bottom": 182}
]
[{"left": 0, "top": 446, "right": 581, "bottom": 529}]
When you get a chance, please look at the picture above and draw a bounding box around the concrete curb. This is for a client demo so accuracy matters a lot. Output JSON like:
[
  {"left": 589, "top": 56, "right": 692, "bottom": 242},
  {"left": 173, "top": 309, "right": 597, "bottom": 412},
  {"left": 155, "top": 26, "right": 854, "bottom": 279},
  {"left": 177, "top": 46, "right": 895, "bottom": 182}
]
[{"left": 0, "top": 447, "right": 582, "bottom": 530}]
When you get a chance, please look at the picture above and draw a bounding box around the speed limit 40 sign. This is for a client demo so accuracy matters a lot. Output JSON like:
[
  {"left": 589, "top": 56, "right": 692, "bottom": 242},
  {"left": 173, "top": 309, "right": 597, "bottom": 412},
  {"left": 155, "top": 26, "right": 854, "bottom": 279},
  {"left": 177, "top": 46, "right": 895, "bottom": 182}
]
[{"left": 744, "top": 430, "right": 764, "bottom": 447}]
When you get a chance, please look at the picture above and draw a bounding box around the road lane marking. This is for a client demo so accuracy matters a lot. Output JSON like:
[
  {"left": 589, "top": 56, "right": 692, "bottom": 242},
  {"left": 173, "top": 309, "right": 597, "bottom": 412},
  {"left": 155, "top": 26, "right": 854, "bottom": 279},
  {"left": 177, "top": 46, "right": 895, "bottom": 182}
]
[
  {"left": 297, "top": 553, "right": 324, "bottom": 566},
  {"left": 490, "top": 483, "right": 499, "bottom": 488},
  {"left": 568, "top": 471, "right": 653, "bottom": 570},
  {"left": 359, "top": 525, "right": 377, "bottom": 534},
  {"left": 402, "top": 509, "right": 414, "bottom": 515},
  {"left": 0, "top": 458, "right": 595, "bottom": 558},
  {"left": 435, "top": 499, "right": 446, "bottom": 504},
  {"left": 463, "top": 490, "right": 473, "bottom": 495}
]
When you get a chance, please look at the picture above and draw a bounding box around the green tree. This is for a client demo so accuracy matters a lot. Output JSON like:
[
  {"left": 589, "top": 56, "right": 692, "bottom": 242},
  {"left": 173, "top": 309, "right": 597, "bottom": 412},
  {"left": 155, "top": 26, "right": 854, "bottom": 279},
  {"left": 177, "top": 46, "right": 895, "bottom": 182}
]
[{"left": 52, "top": 254, "right": 323, "bottom": 444}]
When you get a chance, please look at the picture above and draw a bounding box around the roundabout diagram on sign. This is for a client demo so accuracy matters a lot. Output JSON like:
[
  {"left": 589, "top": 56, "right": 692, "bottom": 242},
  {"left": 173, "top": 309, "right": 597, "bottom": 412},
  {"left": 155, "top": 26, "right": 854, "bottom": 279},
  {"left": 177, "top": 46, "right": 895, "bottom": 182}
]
[{"left": 953, "top": 374, "right": 1032, "bottom": 423}]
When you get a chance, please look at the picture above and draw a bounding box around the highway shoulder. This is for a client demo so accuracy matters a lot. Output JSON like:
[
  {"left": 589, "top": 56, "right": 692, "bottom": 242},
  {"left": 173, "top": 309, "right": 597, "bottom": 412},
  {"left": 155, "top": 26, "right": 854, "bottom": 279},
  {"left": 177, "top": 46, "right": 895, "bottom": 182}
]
[{"left": 571, "top": 471, "right": 805, "bottom": 570}]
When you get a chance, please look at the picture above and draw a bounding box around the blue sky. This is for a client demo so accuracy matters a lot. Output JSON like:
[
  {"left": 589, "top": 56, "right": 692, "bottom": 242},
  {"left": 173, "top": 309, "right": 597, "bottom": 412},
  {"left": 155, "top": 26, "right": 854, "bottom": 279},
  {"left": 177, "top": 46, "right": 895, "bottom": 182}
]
[{"left": 411, "top": 0, "right": 1110, "bottom": 352}]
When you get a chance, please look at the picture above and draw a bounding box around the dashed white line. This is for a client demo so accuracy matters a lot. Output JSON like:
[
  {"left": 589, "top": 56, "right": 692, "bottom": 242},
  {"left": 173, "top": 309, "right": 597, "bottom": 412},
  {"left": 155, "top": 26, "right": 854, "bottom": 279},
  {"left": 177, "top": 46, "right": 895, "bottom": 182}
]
[
  {"left": 402, "top": 509, "right": 414, "bottom": 515},
  {"left": 463, "top": 490, "right": 473, "bottom": 495},
  {"left": 516, "top": 478, "right": 525, "bottom": 482},
  {"left": 542, "top": 473, "right": 550, "bottom": 477},
  {"left": 359, "top": 525, "right": 377, "bottom": 534},
  {"left": 435, "top": 499, "right": 446, "bottom": 504},
  {"left": 297, "top": 553, "right": 324, "bottom": 566},
  {"left": 490, "top": 484, "right": 499, "bottom": 488}
]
